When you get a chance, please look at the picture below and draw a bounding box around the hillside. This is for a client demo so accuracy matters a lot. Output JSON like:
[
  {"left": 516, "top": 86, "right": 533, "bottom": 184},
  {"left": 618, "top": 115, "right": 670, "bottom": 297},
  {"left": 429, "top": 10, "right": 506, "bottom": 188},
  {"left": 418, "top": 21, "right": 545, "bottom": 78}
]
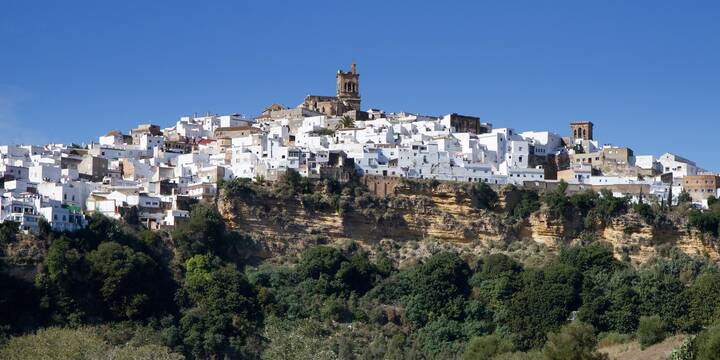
[
  {"left": 217, "top": 176, "right": 719, "bottom": 266},
  {"left": 2, "top": 174, "right": 720, "bottom": 359}
]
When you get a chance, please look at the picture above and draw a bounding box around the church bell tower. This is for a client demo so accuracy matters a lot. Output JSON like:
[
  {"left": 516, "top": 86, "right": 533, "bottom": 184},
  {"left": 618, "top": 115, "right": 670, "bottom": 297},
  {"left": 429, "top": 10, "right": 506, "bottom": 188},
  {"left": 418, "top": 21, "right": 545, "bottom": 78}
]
[{"left": 336, "top": 63, "right": 360, "bottom": 110}]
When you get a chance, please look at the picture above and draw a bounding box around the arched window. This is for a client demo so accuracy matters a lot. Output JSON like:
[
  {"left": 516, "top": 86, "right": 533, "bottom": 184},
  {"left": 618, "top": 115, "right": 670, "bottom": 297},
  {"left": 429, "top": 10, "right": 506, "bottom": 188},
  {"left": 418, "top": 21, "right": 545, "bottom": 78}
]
[{"left": 574, "top": 129, "right": 578, "bottom": 138}]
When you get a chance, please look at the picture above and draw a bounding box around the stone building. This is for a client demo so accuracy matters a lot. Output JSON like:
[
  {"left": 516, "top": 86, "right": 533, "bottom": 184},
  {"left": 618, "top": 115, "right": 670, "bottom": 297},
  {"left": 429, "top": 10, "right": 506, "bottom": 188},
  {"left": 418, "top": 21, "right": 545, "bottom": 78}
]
[
  {"left": 683, "top": 174, "right": 720, "bottom": 202},
  {"left": 440, "top": 113, "right": 491, "bottom": 134},
  {"left": 302, "top": 63, "right": 362, "bottom": 116}
]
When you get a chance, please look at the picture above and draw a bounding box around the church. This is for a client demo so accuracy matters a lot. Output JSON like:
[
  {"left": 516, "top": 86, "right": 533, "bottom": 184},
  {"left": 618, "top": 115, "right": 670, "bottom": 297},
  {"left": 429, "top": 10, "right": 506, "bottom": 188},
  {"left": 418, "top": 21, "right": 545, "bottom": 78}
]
[{"left": 301, "top": 63, "right": 363, "bottom": 118}]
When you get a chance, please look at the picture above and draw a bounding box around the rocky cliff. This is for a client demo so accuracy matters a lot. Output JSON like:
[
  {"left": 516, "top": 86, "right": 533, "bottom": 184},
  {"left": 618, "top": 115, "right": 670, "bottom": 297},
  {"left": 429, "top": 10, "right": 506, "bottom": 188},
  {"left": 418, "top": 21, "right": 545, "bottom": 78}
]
[{"left": 218, "top": 181, "right": 720, "bottom": 265}]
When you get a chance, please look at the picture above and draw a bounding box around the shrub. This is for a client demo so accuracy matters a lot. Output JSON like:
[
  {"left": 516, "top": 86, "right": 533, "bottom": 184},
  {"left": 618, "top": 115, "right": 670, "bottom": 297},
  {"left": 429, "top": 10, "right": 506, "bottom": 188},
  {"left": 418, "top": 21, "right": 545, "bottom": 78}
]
[
  {"left": 695, "top": 324, "right": 720, "bottom": 360},
  {"left": 297, "top": 246, "right": 346, "bottom": 279},
  {"left": 462, "top": 334, "right": 513, "bottom": 360},
  {"left": 667, "top": 335, "right": 695, "bottom": 360},
  {"left": 596, "top": 332, "right": 634, "bottom": 348},
  {"left": 542, "top": 322, "right": 605, "bottom": 360},
  {"left": 637, "top": 315, "right": 666, "bottom": 349},
  {"left": 0, "top": 221, "right": 19, "bottom": 246},
  {"left": 0, "top": 327, "right": 182, "bottom": 360},
  {"left": 471, "top": 182, "right": 499, "bottom": 210},
  {"left": 320, "top": 298, "right": 353, "bottom": 323},
  {"left": 677, "top": 191, "right": 692, "bottom": 204},
  {"left": 513, "top": 190, "right": 541, "bottom": 219},
  {"left": 543, "top": 181, "right": 573, "bottom": 221}
]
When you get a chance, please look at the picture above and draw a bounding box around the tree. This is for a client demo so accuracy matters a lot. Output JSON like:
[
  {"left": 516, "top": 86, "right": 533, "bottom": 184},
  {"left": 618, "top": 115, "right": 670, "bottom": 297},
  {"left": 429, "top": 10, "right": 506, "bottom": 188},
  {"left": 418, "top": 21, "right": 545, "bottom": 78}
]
[
  {"left": 35, "top": 236, "right": 96, "bottom": 325},
  {"left": 685, "top": 270, "right": 720, "bottom": 331},
  {"left": 87, "top": 241, "right": 172, "bottom": 320},
  {"left": 297, "top": 246, "right": 346, "bottom": 280},
  {"left": 179, "top": 255, "right": 261, "bottom": 359},
  {"left": 0, "top": 221, "right": 19, "bottom": 247},
  {"left": 415, "top": 317, "right": 466, "bottom": 358},
  {"left": 577, "top": 270, "right": 640, "bottom": 333},
  {"left": 273, "top": 168, "right": 312, "bottom": 198},
  {"left": 171, "top": 203, "right": 227, "bottom": 260},
  {"left": 591, "top": 190, "right": 628, "bottom": 223},
  {"left": 335, "top": 252, "right": 380, "bottom": 294},
  {"left": 543, "top": 181, "right": 573, "bottom": 221},
  {"left": 677, "top": 191, "right": 692, "bottom": 204},
  {"left": 404, "top": 252, "right": 471, "bottom": 325},
  {"left": 462, "top": 334, "right": 514, "bottom": 360},
  {"left": 542, "top": 322, "right": 605, "bottom": 360},
  {"left": 0, "top": 259, "right": 39, "bottom": 334},
  {"left": 695, "top": 324, "right": 720, "bottom": 360},
  {"left": 499, "top": 264, "right": 581, "bottom": 350},
  {"left": 636, "top": 268, "right": 687, "bottom": 330},
  {"left": 559, "top": 243, "right": 619, "bottom": 274},
  {"left": 470, "top": 254, "right": 523, "bottom": 306},
  {"left": 336, "top": 115, "right": 355, "bottom": 129},
  {"left": 471, "top": 182, "right": 499, "bottom": 210},
  {"left": 637, "top": 315, "right": 666, "bottom": 349},
  {"left": 509, "top": 189, "right": 541, "bottom": 219}
]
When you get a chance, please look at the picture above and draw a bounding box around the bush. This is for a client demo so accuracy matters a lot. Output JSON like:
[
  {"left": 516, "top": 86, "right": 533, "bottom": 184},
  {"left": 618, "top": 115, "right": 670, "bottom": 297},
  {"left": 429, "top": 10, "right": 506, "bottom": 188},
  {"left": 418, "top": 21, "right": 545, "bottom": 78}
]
[
  {"left": 596, "top": 332, "right": 634, "bottom": 348},
  {"left": 320, "top": 298, "right": 353, "bottom": 323},
  {"left": 543, "top": 181, "right": 573, "bottom": 221},
  {"left": 493, "top": 351, "right": 544, "bottom": 360},
  {"left": 512, "top": 190, "right": 541, "bottom": 219},
  {"left": 667, "top": 335, "right": 695, "bottom": 360},
  {"left": 542, "top": 322, "right": 605, "bottom": 360},
  {"left": 414, "top": 317, "right": 465, "bottom": 358},
  {"left": 297, "top": 246, "right": 346, "bottom": 279},
  {"left": 471, "top": 182, "right": 499, "bottom": 210},
  {"left": 695, "top": 324, "right": 720, "bottom": 360},
  {"left": 500, "top": 265, "right": 581, "bottom": 350},
  {"left": 462, "top": 334, "right": 513, "bottom": 360},
  {"left": 688, "top": 209, "right": 720, "bottom": 236},
  {"left": 677, "top": 191, "right": 692, "bottom": 204},
  {"left": 0, "top": 327, "right": 182, "bottom": 360},
  {"left": 0, "top": 221, "right": 19, "bottom": 247},
  {"left": 404, "top": 252, "right": 471, "bottom": 325},
  {"left": 637, "top": 315, "right": 666, "bottom": 349}
]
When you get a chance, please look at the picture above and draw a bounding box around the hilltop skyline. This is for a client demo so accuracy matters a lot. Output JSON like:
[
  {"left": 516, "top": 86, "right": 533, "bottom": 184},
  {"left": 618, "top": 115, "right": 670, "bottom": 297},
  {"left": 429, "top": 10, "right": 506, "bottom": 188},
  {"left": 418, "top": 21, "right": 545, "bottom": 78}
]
[{"left": 1, "top": 1, "right": 719, "bottom": 170}]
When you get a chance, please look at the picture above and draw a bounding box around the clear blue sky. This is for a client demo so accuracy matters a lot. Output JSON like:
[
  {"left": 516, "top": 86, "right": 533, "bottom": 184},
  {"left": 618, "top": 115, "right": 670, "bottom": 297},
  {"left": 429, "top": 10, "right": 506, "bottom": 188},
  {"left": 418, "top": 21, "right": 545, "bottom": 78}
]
[{"left": 1, "top": 1, "right": 719, "bottom": 170}]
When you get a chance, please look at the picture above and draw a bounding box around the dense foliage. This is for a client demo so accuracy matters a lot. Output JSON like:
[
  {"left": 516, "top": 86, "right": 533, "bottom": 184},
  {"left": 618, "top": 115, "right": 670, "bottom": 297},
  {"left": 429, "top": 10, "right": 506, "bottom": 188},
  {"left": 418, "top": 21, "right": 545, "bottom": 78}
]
[{"left": 2, "top": 178, "right": 720, "bottom": 359}]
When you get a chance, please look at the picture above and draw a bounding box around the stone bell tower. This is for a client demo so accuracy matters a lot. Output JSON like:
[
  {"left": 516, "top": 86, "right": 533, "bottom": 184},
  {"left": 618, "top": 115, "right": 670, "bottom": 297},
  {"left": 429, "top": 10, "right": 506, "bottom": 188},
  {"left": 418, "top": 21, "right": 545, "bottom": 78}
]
[
  {"left": 336, "top": 63, "right": 361, "bottom": 111},
  {"left": 571, "top": 121, "right": 594, "bottom": 141}
]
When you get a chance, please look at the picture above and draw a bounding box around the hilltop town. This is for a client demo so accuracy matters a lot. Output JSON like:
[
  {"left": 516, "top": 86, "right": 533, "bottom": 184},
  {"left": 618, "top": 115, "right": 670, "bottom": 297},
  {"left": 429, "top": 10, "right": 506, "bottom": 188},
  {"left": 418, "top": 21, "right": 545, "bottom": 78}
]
[{"left": 1, "top": 64, "right": 716, "bottom": 234}]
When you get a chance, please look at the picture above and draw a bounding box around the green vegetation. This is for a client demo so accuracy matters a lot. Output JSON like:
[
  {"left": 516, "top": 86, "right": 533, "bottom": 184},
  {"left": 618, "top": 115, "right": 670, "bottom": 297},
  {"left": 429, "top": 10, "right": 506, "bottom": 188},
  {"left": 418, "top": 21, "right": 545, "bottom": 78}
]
[
  {"left": 3, "top": 177, "right": 720, "bottom": 359},
  {"left": 637, "top": 315, "right": 666, "bottom": 349},
  {"left": 688, "top": 201, "right": 720, "bottom": 237},
  {"left": 542, "top": 322, "right": 605, "bottom": 360},
  {"left": 0, "top": 221, "right": 19, "bottom": 249},
  {"left": 0, "top": 327, "right": 182, "bottom": 360}
]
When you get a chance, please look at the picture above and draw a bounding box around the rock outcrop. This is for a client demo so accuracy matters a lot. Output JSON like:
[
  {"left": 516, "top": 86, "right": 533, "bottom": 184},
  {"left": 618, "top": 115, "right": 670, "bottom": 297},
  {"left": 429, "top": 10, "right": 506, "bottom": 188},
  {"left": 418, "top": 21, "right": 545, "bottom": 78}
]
[{"left": 217, "top": 182, "right": 720, "bottom": 264}]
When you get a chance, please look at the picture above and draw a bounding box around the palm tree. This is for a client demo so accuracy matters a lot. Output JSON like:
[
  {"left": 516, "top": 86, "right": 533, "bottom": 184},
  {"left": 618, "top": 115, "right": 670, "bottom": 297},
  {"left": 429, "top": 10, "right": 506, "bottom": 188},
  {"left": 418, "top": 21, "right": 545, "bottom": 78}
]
[{"left": 336, "top": 115, "right": 355, "bottom": 129}]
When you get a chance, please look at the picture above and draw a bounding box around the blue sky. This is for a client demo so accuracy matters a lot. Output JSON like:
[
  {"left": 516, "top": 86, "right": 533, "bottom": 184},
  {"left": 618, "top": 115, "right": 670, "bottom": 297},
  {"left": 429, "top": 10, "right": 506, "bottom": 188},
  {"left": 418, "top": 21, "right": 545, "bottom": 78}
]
[{"left": 1, "top": 1, "right": 719, "bottom": 170}]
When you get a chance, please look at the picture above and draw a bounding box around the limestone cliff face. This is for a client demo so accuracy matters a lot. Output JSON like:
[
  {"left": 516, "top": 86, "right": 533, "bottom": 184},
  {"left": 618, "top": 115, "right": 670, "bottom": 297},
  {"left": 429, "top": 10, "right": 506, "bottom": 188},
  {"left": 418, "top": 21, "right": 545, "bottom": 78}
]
[
  {"left": 526, "top": 212, "right": 570, "bottom": 249},
  {"left": 601, "top": 214, "right": 719, "bottom": 263},
  {"left": 217, "top": 184, "right": 720, "bottom": 264},
  {"left": 217, "top": 182, "right": 508, "bottom": 259}
]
